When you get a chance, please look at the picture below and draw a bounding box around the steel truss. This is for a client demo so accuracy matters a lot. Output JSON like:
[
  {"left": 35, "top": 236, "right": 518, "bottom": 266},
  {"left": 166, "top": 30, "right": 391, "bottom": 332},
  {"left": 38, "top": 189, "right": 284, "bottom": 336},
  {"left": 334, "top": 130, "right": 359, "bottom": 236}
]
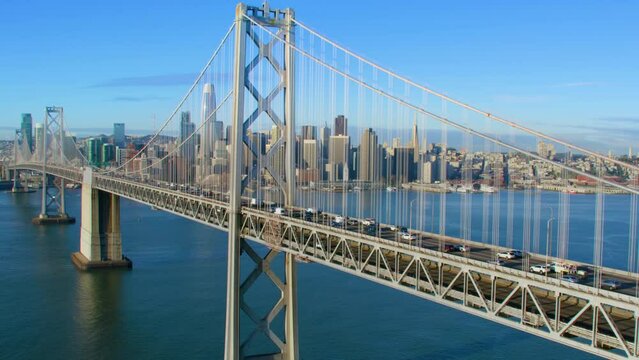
[{"left": 238, "top": 210, "right": 639, "bottom": 360}]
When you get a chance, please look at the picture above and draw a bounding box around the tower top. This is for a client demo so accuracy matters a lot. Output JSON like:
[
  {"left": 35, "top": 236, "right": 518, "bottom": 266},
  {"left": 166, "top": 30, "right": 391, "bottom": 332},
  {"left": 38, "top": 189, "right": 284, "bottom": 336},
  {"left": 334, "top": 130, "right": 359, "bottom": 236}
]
[{"left": 241, "top": 2, "right": 294, "bottom": 27}]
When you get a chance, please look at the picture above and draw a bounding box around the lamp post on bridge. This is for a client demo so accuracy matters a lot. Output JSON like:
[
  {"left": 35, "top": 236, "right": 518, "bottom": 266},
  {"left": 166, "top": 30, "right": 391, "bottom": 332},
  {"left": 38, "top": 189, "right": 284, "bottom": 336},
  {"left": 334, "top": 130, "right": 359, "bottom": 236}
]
[{"left": 545, "top": 207, "right": 554, "bottom": 279}]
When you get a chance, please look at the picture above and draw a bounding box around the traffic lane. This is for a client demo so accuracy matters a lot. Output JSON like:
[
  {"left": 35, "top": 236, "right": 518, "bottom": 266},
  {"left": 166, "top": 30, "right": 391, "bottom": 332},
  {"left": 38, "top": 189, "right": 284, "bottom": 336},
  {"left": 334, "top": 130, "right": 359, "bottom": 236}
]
[{"left": 277, "top": 207, "right": 639, "bottom": 297}]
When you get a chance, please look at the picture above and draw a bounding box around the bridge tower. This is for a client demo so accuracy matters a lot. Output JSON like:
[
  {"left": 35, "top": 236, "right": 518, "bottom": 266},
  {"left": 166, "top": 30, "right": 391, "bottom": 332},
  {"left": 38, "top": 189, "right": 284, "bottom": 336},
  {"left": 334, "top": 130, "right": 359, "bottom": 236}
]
[
  {"left": 226, "top": 3, "right": 298, "bottom": 359},
  {"left": 11, "top": 129, "right": 31, "bottom": 193},
  {"left": 32, "top": 107, "right": 75, "bottom": 224}
]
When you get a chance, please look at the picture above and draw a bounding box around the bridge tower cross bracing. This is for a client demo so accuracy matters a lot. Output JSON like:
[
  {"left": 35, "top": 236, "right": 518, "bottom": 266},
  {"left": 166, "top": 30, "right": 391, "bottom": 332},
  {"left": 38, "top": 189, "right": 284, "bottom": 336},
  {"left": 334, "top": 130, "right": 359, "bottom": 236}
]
[
  {"left": 225, "top": 3, "right": 298, "bottom": 359},
  {"left": 32, "top": 107, "right": 75, "bottom": 224}
]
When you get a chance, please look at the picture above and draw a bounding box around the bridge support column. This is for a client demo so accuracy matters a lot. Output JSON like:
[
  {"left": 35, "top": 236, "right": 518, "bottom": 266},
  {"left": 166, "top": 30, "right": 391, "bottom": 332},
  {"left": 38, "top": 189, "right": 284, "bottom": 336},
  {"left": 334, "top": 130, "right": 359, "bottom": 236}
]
[
  {"left": 11, "top": 169, "right": 33, "bottom": 193},
  {"left": 71, "top": 168, "right": 131, "bottom": 270},
  {"left": 32, "top": 174, "right": 75, "bottom": 224}
]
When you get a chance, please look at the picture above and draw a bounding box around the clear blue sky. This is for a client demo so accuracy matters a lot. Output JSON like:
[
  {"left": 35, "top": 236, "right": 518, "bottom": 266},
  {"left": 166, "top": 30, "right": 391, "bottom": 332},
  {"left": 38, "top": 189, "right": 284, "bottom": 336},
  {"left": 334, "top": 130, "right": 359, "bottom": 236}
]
[{"left": 1, "top": 0, "right": 637, "bottom": 152}]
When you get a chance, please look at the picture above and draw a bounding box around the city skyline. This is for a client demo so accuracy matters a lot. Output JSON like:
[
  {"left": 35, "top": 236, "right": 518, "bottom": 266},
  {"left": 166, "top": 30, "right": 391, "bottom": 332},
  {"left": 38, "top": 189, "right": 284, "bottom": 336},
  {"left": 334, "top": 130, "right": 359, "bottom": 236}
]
[{"left": 1, "top": 1, "right": 638, "bottom": 153}]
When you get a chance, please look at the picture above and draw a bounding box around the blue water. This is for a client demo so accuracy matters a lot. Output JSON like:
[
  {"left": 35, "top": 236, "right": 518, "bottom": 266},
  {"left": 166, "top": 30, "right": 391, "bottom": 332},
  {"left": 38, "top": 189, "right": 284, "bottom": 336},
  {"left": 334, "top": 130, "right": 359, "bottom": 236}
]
[{"left": 0, "top": 189, "right": 608, "bottom": 359}]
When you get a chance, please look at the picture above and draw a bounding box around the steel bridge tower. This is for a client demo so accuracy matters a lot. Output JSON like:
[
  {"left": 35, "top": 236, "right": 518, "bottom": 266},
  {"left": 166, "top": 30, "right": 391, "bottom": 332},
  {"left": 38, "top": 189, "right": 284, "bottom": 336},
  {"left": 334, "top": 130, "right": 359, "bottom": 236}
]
[
  {"left": 33, "top": 107, "right": 75, "bottom": 224},
  {"left": 226, "top": 3, "right": 298, "bottom": 359}
]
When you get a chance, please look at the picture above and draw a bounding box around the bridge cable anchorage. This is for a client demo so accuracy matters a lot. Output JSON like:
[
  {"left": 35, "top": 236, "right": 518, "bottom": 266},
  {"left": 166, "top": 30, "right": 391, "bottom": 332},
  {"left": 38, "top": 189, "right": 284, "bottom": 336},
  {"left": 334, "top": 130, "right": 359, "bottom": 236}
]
[
  {"left": 102, "top": 22, "right": 236, "bottom": 174},
  {"left": 244, "top": 14, "right": 639, "bottom": 196},
  {"left": 290, "top": 18, "right": 639, "bottom": 174}
]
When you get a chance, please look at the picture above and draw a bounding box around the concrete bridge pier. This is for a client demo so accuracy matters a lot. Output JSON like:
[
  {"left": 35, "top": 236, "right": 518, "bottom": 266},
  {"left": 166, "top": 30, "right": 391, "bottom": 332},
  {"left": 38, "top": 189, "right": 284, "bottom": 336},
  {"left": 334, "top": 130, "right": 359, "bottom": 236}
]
[{"left": 72, "top": 168, "right": 131, "bottom": 270}]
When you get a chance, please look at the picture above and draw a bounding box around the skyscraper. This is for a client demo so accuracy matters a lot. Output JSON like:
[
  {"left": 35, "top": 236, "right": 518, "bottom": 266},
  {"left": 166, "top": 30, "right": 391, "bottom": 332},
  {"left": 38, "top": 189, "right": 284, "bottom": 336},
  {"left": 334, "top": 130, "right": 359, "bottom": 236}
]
[
  {"left": 334, "top": 115, "right": 347, "bottom": 136},
  {"left": 21, "top": 113, "right": 33, "bottom": 151},
  {"left": 102, "top": 143, "right": 116, "bottom": 165},
  {"left": 318, "top": 123, "right": 331, "bottom": 160},
  {"left": 199, "top": 83, "right": 217, "bottom": 182},
  {"left": 34, "top": 123, "right": 44, "bottom": 158},
  {"left": 410, "top": 119, "right": 420, "bottom": 163},
  {"left": 359, "top": 128, "right": 379, "bottom": 182},
  {"left": 113, "top": 123, "right": 125, "bottom": 147},
  {"left": 300, "top": 125, "right": 317, "bottom": 140},
  {"left": 180, "top": 111, "right": 196, "bottom": 169},
  {"left": 86, "top": 137, "right": 103, "bottom": 167},
  {"left": 327, "top": 135, "right": 350, "bottom": 181},
  {"left": 302, "top": 139, "right": 319, "bottom": 169}
]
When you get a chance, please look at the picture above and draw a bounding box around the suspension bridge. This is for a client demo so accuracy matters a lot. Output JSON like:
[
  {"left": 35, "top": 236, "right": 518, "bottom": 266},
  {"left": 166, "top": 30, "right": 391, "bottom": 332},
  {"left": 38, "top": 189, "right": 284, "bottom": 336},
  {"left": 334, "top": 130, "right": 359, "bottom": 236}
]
[{"left": 5, "top": 3, "right": 639, "bottom": 359}]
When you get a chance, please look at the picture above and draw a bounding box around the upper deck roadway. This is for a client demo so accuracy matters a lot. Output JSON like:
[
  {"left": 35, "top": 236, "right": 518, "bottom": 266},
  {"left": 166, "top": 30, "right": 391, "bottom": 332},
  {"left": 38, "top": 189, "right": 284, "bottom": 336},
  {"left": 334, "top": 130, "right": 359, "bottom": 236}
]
[{"left": 15, "top": 163, "right": 639, "bottom": 359}]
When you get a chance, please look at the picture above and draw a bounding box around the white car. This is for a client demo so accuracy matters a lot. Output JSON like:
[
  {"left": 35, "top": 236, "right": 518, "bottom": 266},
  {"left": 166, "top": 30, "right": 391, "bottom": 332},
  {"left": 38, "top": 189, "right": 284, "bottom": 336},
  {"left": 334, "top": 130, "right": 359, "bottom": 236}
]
[
  {"left": 362, "top": 218, "right": 376, "bottom": 226},
  {"left": 401, "top": 233, "right": 417, "bottom": 241},
  {"left": 497, "top": 251, "right": 516, "bottom": 260},
  {"left": 530, "top": 264, "right": 551, "bottom": 274},
  {"left": 333, "top": 216, "right": 345, "bottom": 224},
  {"left": 550, "top": 262, "right": 577, "bottom": 274}
]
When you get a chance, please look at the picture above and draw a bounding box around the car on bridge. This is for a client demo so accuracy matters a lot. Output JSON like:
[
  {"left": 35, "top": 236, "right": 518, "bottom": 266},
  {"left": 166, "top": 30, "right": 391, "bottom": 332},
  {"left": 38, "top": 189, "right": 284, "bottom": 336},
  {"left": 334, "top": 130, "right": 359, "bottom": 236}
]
[
  {"left": 601, "top": 279, "right": 621, "bottom": 290},
  {"left": 361, "top": 218, "right": 376, "bottom": 226},
  {"left": 529, "top": 264, "right": 551, "bottom": 274},
  {"left": 550, "top": 262, "right": 578, "bottom": 274},
  {"left": 401, "top": 232, "right": 417, "bottom": 241},
  {"left": 562, "top": 275, "right": 580, "bottom": 284},
  {"left": 443, "top": 245, "right": 456, "bottom": 253},
  {"left": 456, "top": 245, "right": 471, "bottom": 252},
  {"left": 497, "top": 250, "right": 523, "bottom": 260}
]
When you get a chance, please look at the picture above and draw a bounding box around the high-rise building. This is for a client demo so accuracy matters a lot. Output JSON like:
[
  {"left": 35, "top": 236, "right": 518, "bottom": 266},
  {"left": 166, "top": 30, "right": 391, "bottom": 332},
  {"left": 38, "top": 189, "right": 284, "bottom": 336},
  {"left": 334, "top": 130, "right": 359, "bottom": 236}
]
[
  {"left": 34, "top": 123, "right": 44, "bottom": 157},
  {"left": 359, "top": 128, "right": 379, "bottom": 182},
  {"left": 300, "top": 125, "right": 317, "bottom": 140},
  {"left": 113, "top": 123, "right": 125, "bottom": 147},
  {"left": 102, "top": 143, "right": 116, "bottom": 165},
  {"left": 318, "top": 123, "right": 330, "bottom": 160},
  {"left": 180, "top": 111, "right": 196, "bottom": 181},
  {"left": 537, "top": 141, "right": 556, "bottom": 160},
  {"left": 334, "top": 115, "right": 347, "bottom": 136},
  {"left": 327, "top": 135, "right": 350, "bottom": 181},
  {"left": 199, "top": 83, "right": 217, "bottom": 182},
  {"left": 86, "top": 137, "right": 103, "bottom": 167},
  {"left": 420, "top": 161, "right": 432, "bottom": 184},
  {"left": 21, "top": 113, "right": 33, "bottom": 151},
  {"left": 180, "top": 111, "right": 196, "bottom": 158},
  {"left": 303, "top": 139, "right": 319, "bottom": 169},
  {"left": 410, "top": 120, "right": 420, "bottom": 163}
]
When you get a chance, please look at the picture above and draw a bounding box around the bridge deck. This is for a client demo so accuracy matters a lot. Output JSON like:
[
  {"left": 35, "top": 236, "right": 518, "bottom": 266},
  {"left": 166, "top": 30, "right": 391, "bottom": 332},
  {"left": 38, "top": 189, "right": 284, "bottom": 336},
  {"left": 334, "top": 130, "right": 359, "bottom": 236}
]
[{"left": 14, "top": 164, "right": 639, "bottom": 359}]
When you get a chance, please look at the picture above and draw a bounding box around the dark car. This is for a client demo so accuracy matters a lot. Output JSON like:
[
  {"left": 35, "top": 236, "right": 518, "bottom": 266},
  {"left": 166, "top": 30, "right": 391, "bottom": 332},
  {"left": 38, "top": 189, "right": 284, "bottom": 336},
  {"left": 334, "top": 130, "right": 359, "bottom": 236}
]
[
  {"left": 601, "top": 279, "right": 621, "bottom": 290},
  {"left": 443, "top": 245, "right": 456, "bottom": 253}
]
